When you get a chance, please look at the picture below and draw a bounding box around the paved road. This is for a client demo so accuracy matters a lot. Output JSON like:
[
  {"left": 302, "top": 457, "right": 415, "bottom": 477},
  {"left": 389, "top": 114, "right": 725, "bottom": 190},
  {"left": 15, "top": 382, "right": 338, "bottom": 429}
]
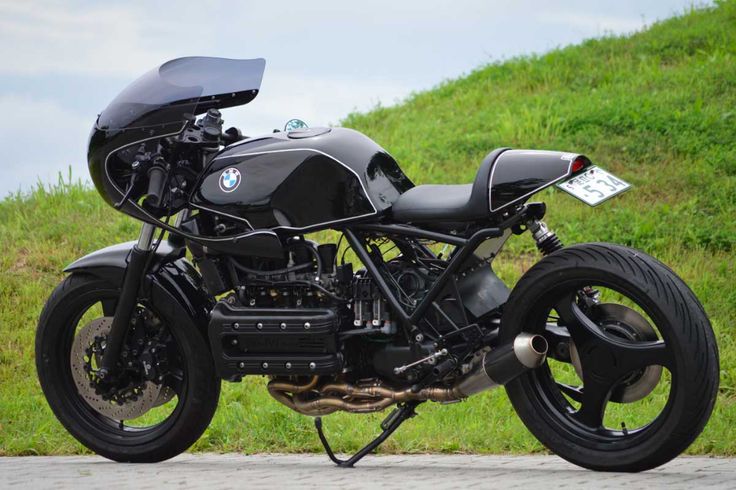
[{"left": 1, "top": 454, "right": 734, "bottom": 489}]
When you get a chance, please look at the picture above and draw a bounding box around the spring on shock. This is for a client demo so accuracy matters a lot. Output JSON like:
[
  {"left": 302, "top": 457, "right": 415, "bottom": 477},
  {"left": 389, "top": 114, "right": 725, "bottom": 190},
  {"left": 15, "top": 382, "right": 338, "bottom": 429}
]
[
  {"left": 528, "top": 220, "right": 564, "bottom": 256},
  {"left": 536, "top": 234, "right": 564, "bottom": 255}
]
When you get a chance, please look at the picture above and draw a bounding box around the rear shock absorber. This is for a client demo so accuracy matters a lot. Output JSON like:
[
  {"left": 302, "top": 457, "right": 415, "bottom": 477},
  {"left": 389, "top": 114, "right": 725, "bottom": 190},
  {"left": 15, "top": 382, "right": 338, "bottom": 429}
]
[{"left": 527, "top": 220, "right": 564, "bottom": 256}]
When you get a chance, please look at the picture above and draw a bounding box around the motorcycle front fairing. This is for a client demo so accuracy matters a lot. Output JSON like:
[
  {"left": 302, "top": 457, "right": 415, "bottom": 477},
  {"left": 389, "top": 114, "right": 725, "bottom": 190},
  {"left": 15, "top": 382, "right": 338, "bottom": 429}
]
[{"left": 87, "top": 57, "right": 266, "bottom": 220}]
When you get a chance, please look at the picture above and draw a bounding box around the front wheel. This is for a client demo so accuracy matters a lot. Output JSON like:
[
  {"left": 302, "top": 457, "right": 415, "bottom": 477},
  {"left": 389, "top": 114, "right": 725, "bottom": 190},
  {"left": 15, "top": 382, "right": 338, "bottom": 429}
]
[
  {"left": 36, "top": 273, "right": 220, "bottom": 462},
  {"left": 502, "top": 243, "right": 719, "bottom": 472}
]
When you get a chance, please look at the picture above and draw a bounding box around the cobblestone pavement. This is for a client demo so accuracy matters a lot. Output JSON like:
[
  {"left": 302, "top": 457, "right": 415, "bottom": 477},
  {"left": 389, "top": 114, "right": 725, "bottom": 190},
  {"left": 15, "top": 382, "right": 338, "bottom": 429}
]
[{"left": 1, "top": 454, "right": 734, "bottom": 489}]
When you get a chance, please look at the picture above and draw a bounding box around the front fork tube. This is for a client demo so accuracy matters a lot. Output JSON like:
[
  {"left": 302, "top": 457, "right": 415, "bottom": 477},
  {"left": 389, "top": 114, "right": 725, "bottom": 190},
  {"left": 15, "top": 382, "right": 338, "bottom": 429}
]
[{"left": 98, "top": 223, "right": 156, "bottom": 378}]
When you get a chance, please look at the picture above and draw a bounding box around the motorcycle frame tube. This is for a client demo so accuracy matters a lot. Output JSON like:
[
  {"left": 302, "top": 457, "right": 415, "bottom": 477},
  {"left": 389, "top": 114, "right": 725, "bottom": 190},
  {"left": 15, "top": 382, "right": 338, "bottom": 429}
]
[
  {"left": 343, "top": 224, "right": 503, "bottom": 327},
  {"left": 347, "top": 223, "right": 468, "bottom": 247}
]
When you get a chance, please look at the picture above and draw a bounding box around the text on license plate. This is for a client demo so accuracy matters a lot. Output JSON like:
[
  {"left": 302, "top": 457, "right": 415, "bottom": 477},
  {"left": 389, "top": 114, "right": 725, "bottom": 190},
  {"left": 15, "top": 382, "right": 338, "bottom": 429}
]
[{"left": 556, "top": 166, "right": 631, "bottom": 206}]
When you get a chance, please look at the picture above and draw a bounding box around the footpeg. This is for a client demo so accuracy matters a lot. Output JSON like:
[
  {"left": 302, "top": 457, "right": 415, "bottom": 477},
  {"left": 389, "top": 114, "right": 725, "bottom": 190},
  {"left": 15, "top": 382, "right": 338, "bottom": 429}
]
[{"left": 393, "top": 348, "right": 448, "bottom": 375}]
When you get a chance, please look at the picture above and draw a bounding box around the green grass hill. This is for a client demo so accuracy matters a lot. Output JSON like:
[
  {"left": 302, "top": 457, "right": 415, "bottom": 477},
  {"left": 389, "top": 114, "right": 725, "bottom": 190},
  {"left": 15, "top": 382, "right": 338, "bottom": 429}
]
[{"left": 1, "top": 1, "right": 735, "bottom": 455}]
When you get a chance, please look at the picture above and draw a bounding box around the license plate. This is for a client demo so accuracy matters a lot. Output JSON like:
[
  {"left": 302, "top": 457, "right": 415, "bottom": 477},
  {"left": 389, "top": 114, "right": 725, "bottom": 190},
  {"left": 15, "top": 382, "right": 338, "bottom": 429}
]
[{"left": 556, "top": 166, "right": 631, "bottom": 206}]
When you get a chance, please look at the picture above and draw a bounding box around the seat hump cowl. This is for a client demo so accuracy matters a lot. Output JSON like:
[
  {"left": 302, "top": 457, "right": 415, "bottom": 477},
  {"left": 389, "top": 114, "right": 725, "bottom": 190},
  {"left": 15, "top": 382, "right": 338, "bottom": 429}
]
[{"left": 488, "top": 149, "right": 589, "bottom": 212}]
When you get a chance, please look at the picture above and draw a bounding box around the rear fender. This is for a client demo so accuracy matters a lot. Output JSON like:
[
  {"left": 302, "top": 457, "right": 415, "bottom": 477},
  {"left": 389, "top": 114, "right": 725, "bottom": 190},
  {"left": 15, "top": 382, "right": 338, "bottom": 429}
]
[
  {"left": 456, "top": 229, "right": 513, "bottom": 318},
  {"left": 489, "top": 150, "right": 591, "bottom": 212},
  {"left": 64, "top": 240, "right": 214, "bottom": 339}
]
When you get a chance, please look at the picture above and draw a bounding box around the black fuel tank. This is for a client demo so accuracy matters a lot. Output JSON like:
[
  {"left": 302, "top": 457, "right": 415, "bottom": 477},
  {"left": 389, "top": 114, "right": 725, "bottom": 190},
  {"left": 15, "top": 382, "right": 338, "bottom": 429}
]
[{"left": 190, "top": 127, "right": 413, "bottom": 233}]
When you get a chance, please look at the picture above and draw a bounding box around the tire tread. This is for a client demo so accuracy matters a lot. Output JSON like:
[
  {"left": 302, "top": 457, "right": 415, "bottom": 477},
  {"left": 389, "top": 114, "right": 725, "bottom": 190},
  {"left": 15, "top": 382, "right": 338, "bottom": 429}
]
[{"left": 503, "top": 243, "right": 719, "bottom": 472}]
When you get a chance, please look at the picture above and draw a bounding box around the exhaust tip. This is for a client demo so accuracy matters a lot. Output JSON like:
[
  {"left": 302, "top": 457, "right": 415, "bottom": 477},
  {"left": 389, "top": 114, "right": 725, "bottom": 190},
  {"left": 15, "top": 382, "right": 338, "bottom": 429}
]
[
  {"left": 513, "top": 333, "right": 548, "bottom": 369},
  {"left": 530, "top": 334, "right": 548, "bottom": 355},
  {"left": 454, "top": 332, "right": 549, "bottom": 398}
]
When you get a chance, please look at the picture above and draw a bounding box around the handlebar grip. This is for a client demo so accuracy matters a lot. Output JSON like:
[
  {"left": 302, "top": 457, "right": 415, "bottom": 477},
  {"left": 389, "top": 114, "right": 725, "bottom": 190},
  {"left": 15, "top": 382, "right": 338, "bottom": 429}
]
[{"left": 143, "top": 165, "right": 167, "bottom": 209}]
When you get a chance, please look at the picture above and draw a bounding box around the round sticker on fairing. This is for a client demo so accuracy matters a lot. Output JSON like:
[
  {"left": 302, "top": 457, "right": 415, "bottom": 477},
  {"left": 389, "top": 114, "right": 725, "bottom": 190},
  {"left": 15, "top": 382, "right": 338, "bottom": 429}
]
[{"left": 219, "top": 167, "right": 241, "bottom": 192}]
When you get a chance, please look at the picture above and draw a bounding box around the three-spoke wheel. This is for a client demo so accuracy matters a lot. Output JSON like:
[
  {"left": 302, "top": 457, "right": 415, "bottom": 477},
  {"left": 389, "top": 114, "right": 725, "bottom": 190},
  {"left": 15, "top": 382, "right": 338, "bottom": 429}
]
[{"left": 502, "top": 243, "right": 718, "bottom": 472}]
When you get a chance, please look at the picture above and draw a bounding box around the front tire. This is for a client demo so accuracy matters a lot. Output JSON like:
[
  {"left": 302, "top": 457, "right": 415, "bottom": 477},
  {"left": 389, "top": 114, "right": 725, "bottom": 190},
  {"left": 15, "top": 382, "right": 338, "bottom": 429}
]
[
  {"left": 502, "top": 243, "right": 719, "bottom": 472},
  {"left": 36, "top": 273, "right": 220, "bottom": 462}
]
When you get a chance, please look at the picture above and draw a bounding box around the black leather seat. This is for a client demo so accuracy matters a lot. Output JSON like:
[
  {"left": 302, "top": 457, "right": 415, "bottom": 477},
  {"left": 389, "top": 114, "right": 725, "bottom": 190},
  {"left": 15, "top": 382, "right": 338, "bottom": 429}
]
[{"left": 391, "top": 148, "right": 508, "bottom": 223}]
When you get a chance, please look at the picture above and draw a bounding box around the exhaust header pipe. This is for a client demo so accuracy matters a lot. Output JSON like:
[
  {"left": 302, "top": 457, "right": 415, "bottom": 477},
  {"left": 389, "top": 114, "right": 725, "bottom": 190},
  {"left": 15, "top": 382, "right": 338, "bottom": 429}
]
[
  {"left": 267, "top": 333, "right": 548, "bottom": 415},
  {"left": 454, "top": 333, "right": 548, "bottom": 397}
]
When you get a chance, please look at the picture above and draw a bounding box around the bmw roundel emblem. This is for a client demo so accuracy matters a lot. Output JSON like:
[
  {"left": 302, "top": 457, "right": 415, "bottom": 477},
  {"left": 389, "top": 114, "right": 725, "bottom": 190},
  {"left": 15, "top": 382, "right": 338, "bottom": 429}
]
[{"left": 219, "top": 167, "right": 241, "bottom": 193}]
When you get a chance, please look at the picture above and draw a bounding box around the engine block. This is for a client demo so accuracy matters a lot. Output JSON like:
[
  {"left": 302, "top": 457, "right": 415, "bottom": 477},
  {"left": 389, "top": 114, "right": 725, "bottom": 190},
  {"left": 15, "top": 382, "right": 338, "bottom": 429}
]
[{"left": 208, "top": 301, "right": 343, "bottom": 381}]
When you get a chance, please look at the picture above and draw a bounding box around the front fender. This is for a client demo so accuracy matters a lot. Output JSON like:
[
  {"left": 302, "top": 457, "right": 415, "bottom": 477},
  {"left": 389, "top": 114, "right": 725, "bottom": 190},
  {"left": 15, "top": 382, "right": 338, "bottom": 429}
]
[
  {"left": 64, "top": 239, "right": 214, "bottom": 338},
  {"left": 64, "top": 240, "right": 184, "bottom": 279}
]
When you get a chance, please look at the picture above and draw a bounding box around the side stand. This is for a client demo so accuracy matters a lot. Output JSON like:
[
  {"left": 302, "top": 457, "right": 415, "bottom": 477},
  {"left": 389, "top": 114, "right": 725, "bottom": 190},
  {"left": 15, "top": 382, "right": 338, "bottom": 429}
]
[{"left": 314, "top": 401, "right": 422, "bottom": 468}]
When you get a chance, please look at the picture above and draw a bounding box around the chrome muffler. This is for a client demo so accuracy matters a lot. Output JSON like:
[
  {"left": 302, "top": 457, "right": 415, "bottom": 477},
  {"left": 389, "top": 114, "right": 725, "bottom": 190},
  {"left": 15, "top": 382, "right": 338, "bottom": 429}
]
[{"left": 453, "top": 333, "right": 548, "bottom": 397}]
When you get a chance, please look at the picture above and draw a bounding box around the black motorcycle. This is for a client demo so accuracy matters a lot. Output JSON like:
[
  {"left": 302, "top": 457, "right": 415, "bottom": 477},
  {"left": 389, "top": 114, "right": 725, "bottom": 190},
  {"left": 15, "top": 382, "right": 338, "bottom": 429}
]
[{"left": 36, "top": 57, "right": 719, "bottom": 471}]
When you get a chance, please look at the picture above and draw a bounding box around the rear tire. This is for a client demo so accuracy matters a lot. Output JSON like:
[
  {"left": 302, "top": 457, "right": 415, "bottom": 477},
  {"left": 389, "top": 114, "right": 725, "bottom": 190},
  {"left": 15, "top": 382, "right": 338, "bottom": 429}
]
[
  {"left": 502, "top": 243, "right": 719, "bottom": 472},
  {"left": 36, "top": 273, "right": 220, "bottom": 462}
]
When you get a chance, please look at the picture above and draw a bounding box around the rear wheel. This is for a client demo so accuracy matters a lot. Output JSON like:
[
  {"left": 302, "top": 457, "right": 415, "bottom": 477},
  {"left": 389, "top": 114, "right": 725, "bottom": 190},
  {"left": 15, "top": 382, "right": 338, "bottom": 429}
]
[
  {"left": 36, "top": 273, "right": 220, "bottom": 462},
  {"left": 502, "top": 243, "right": 719, "bottom": 472}
]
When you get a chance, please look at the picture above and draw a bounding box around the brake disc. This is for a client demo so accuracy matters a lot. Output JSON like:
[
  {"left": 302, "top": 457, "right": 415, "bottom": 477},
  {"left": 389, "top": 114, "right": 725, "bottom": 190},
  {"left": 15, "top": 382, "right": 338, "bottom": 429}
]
[
  {"left": 154, "top": 386, "right": 176, "bottom": 407},
  {"left": 569, "top": 303, "right": 663, "bottom": 403},
  {"left": 70, "top": 317, "right": 163, "bottom": 420}
]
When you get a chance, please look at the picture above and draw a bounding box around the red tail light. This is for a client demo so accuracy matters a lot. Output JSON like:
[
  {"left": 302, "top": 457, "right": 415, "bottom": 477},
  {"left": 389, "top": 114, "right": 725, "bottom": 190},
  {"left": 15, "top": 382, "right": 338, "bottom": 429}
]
[{"left": 571, "top": 158, "right": 586, "bottom": 173}]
